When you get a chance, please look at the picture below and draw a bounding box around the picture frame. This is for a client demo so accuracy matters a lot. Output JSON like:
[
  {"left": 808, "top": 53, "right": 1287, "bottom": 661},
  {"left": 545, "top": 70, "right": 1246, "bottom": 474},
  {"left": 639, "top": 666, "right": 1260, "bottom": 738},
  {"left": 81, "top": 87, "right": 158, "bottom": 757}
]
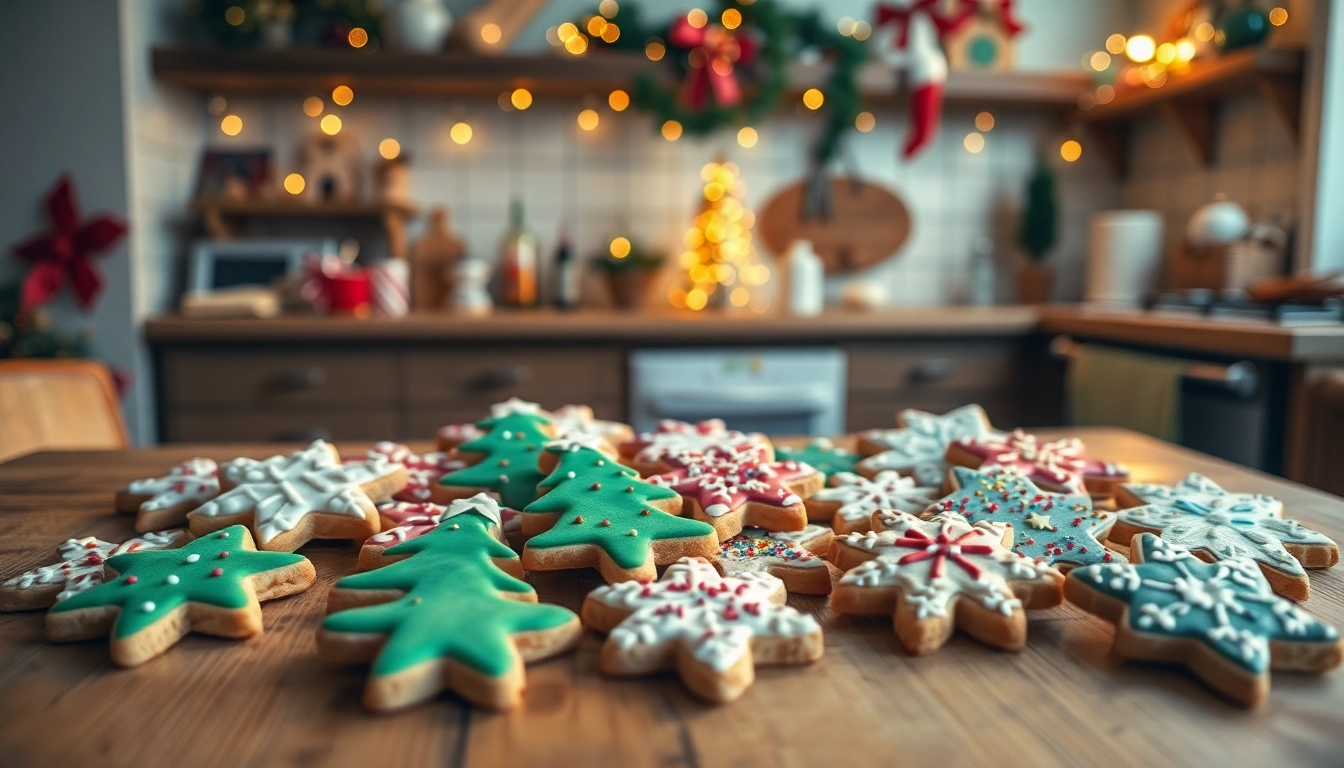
[
  {"left": 194, "top": 148, "right": 273, "bottom": 200},
  {"left": 188, "top": 238, "right": 337, "bottom": 292}
]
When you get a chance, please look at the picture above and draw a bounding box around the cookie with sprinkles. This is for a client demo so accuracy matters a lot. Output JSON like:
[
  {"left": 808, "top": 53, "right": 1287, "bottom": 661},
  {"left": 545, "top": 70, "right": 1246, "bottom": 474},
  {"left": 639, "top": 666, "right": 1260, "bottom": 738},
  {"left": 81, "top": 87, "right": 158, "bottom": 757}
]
[
  {"left": 922, "top": 467, "right": 1119, "bottom": 571},
  {"left": 2, "top": 530, "right": 188, "bottom": 612},
  {"left": 1066, "top": 533, "right": 1342, "bottom": 707},
  {"left": 521, "top": 444, "right": 719, "bottom": 583},
  {"left": 436, "top": 408, "right": 554, "bottom": 511},
  {"left": 649, "top": 446, "right": 824, "bottom": 541},
  {"left": 360, "top": 442, "right": 464, "bottom": 503},
  {"left": 360, "top": 494, "right": 517, "bottom": 571},
  {"left": 320, "top": 505, "right": 581, "bottom": 712},
  {"left": 946, "top": 429, "right": 1130, "bottom": 499},
  {"left": 806, "top": 470, "right": 940, "bottom": 535},
  {"left": 618, "top": 418, "right": 773, "bottom": 476},
  {"left": 775, "top": 438, "right": 858, "bottom": 481},
  {"left": 715, "top": 525, "right": 839, "bottom": 595},
  {"left": 115, "top": 457, "right": 220, "bottom": 532},
  {"left": 45, "top": 525, "right": 315, "bottom": 667},
  {"left": 581, "top": 557, "right": 824, "bottom": 703},
  {"left": 830, "top": 511, "right": 1064, "bottom": 655}
]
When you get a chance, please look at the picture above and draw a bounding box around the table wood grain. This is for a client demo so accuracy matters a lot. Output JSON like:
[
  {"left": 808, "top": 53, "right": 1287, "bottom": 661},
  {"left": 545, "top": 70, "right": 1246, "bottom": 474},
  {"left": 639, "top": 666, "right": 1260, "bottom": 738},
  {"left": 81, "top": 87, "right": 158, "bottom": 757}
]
[{"left": 2, "top": 429, "right": 1342, "bottom": 767}]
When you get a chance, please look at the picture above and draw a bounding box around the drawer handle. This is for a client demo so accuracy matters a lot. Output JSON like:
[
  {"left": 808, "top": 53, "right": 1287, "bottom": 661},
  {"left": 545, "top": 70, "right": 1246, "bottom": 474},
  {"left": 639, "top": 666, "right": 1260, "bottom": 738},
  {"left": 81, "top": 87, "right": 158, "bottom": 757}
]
[
  {"left": 273, "top": 427, "right": 332, "bottom": 442},
  {"left": 909, "top": 358, "right": 952, "bottom": 383},
  {"left": 270, "top": 367, "right": 328, "bottom": 391},
  {"left": 472, "top": 365, "right": 531, "bottom": 390}
]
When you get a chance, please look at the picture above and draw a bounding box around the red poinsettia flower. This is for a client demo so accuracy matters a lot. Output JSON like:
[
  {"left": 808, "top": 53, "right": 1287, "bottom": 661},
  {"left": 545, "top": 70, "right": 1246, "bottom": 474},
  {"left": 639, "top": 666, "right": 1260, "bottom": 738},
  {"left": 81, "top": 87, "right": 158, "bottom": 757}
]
[{"left": 11, "top": 175, "right": 128, "bottom": 313}]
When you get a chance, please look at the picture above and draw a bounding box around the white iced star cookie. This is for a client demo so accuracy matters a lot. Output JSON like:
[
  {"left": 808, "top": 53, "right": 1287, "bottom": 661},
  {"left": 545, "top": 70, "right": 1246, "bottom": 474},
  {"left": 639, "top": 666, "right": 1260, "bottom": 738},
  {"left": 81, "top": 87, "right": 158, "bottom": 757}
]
[
  {"left": 189, "top": 440, "right": 409, "bottom": 552},
  {"left": 580, "top": 557, "right": 823, "bottom": 703},
  {"left": 1, "top": 531, "right": 188, "bottom": 612},
  {"left": 115, "top": 458, "right": 220, "bottom": 532},
  {"left": 856, "top": 404, "right": 994, "bottom": 486},
  {"left": 805, "top": 471, "right": 939, "bottom": 535}
]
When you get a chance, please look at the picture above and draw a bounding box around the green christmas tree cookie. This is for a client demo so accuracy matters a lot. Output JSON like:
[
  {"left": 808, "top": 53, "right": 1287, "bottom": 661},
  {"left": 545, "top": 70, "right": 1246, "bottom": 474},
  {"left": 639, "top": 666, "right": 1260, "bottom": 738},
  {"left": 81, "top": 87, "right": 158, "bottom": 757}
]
[
  {"left": 46, "top": 525, "right": 315, "bottom": 667},
  {"left": 436, "top": 409, "right": 553, "bottom": 511},
  {"left": 776, "top": 437, "right": 858, "bottom": 481},
  {"left": 319, "top": 508, "right": 581, "bottom": 712},
  {"left": 521, "top": 444, "right": 719, "bottom": 583}
]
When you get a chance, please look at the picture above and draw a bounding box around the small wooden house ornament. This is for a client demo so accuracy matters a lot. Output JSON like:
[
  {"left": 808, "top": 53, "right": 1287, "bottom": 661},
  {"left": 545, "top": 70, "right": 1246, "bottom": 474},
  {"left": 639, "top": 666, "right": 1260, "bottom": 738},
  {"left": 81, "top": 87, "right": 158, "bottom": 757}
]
[
  {"left": 297, "top": 132, "right": 363, "bottom": 203},
  {"left": 944, "top": 0, "right": 1025, "bottom": 73}
]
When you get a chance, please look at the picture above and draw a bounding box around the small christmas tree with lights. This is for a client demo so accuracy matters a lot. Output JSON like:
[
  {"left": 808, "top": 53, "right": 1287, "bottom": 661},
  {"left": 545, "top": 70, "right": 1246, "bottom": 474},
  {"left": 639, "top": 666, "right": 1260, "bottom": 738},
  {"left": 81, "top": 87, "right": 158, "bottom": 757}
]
[{"left": 669, "top": 160, "right": 772, "bottom": 313}]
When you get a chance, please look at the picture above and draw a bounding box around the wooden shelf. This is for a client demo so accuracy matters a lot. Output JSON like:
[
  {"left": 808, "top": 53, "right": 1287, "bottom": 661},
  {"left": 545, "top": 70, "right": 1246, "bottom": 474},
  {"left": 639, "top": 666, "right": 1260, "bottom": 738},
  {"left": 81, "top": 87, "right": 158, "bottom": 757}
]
[
  {"left": 152, "top": 47, "right": 1090, "bottom": 110},
  {"left": 191, "top": 198, "right": 418, "bottom": 218},
  {"left": 1075, "top": 48, "right": 1305, "bottom": 176}
]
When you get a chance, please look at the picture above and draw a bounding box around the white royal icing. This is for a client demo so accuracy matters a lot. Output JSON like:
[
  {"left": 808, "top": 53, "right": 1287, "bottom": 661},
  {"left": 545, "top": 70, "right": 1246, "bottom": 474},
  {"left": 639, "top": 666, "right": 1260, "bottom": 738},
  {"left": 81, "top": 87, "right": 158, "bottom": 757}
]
[
  {"left": 551, "top": 404, "right": 628, "bottom": 443},
  {"left": 717, "top": 526, "right": 830, "bottom": 578},
  {"left": 3, "top": 531, "right": 185, "bottom": 602},
  {"left": 1122, "top": 473, "right": 1283, "bottom": 519},
  {"left": 194, "top": 440, "right": 402, "bottom": 544},
  {"left": 858, "top": 404, "right": 994, "bottom": 485},
  {"left": 126, "top": 458, "right": 220, "bottom": 511},
  {"left": 633, "top": 419, "right": 769, "bottom": 465},
  {"left": 836, "top": 511, "right": 1060, "bottom": 620},
  {"left": 490, "top": 397, "right": 545, "bottom": 418},
  {"left": 813, "top": 471, "right": 939, "bottom": 526},
  {"left": 588, "top": 558, "right": 820, "bottom": 672}
]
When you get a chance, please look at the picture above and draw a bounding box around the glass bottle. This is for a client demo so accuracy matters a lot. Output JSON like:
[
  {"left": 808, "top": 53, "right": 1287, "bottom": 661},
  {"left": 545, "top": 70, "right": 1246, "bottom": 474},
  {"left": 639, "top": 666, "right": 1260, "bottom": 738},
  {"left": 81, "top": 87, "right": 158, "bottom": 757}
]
[{"left": 500, "top": 199, "right": 539, "bottom": 308}]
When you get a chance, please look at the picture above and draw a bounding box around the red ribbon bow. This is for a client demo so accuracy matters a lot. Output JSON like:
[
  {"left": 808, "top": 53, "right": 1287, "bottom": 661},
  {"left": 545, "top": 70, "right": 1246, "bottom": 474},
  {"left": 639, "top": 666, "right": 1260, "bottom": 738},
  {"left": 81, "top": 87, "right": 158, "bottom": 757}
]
[
  {"left": 668, "top": 17, "right": 757, "bottom": 108},
  {"left": 874, "top": 0, "right": 978, "bottom": 47},
  {"left": 11, "top": 175, "right": 127, "bottom": 314}
]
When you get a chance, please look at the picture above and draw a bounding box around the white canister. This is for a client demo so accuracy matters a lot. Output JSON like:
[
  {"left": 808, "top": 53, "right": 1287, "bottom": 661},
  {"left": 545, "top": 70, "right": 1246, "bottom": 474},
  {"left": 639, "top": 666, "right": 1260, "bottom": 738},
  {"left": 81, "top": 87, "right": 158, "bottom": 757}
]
[
  {"left": 1086, "top": 211, "right": 1164, "bottom": 305},
  {"left": 786, "top": 240, "right": 825, "bottom": 316}
]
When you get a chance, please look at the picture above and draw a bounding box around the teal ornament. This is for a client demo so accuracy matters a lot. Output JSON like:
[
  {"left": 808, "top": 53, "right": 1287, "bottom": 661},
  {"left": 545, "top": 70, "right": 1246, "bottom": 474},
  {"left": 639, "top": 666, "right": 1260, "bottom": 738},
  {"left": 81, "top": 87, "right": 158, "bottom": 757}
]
[
  {"left": 967, "top": 34, "right": 999, "bottom": 68},
  {"left": 1216, "top": 6, "right": 1270, "bottom": 51}
]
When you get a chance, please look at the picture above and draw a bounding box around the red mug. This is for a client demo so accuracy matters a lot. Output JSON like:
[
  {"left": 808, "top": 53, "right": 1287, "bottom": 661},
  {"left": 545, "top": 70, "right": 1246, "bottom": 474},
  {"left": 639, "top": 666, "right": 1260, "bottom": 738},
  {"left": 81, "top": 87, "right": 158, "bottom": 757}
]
[{"left": 326, "top": 271, "right": 372, "bottom": 318}]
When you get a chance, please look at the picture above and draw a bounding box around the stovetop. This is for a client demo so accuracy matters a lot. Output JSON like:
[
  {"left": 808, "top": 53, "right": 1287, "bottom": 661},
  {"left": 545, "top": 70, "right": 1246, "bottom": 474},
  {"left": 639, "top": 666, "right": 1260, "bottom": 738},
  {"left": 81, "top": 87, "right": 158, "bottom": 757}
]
[{"left": 1143, "top": 290, "right": 1344, "bottom": 326}]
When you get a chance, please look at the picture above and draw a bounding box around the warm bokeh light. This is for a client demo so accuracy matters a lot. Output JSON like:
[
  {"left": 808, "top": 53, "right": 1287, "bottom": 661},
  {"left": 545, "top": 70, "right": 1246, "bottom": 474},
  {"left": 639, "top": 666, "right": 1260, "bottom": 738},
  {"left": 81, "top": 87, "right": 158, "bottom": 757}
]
[
  {"left": 588, "top": 16, "right": 607, "bottom": 37},
  {"left": 853, "top": 21, "right": 871, "bottom": 40},
  {"left": 661, "top": 120, "right": 682, "bottom": 141},
  {"left": 302, "top": 97, "right": 324, "bottom": 117},
  {"left": 1195, "top": 22, "right": 1215, "bottom": 42},
  {"left": 379, "top": 138, "right": 401, "bottom": 159},
  {"left": 802, "top": 88, "right": 824, "bottom": 110},
  {"left": 1096, "top": 84, "right": 1116, "bottom": 104},
  {"left": 1125, "top": 34, "right": 1155, "bottom": 63},
  {"left": 1176, "top": 38, "right": 1196, "bottom": 62},
  {"left": 601, "top": 23, "right": 620, "bottom": 43},
  {"left": 704, "top": 181, "right": 725, "bottom": 201},
  {"left": 511, "top": 88, "right": 533, "bottom": 110},
  {"left": 975, "top": 112, "right": 995, "bottom": 132},
  {"left": 837, "top": 16, "right": 856, "bottom": 35},
  {"left": 208, "top": 95, "right": 228, "bottom": 115},
  {"left": 1155, "top": 42, "right": 1176, "bottom": 65},
  {"left": 737, "top": 127, "right": 758, "bottom": 147},
  {"left": 1269, "top": 7, "right": 1288, "bottom": 26},
  {"left": 220, "top": 114, "right": 243, "bottom": 136},
  {"left": 599, "top": 0, "right": 619, "bottom": 18},
  {"left": 225, "top": 6, "right": 245, "bottom": 26},
  {"left": 1089, "top": 51, "right": 1111, "bottom": 71},
  {"left": 608, "top": 90, "right": 630, "bottom": 111},
  {"left": 480, "top": 23, "right": 502, "bottom": 45},
  {"left": 577, "top": 108, "right": 599, "bottom": 131},
  {"left": 348, "top": 27, "right": 369, "bottom": 48},
  {"left": 283, "top": 173, "right": 305, "bottom": 195},
  {"left": 320, "top": 114, "right": 342, "bottom": 135},
  {"left": 1061, "top": 140, "right": 1083, "bottom": 162},
  {"left": 964, "top": 132, "right": 985, "bottom": 153},
  {"left": 686, "top": 9, "right": 708, "bottom": 29},
  {"left": 565, "top": 33, "right": 589, "bottom": 54},
  {"left": 730, "top": 287, "right": 750, "bottom": 307},
  {"left": 1105, "top": 33, "right": 1126, "bottom": 54},
  {"left": 721, "top": 8, "right": 742, "bottom": 29},
  {"left": 685, "top": 287, "right": 708, "bottom": 311},
  {"left": 332, "top": 85, "right": 354, "bottom": 106},
  {"left": 645, "top": 40, "right": 666, "bottom": 61},
  {"left": 450, "top": 121, "right": 472, "bottom": 145},
  {"left": 609, "top": 237, "right": 631, "bottom": 258},
  {"left": 557, "top": 22, "right": 578, "bottom": 42},
  {"left": 855, "top": 111, "right": 875, "bottom": 132}
]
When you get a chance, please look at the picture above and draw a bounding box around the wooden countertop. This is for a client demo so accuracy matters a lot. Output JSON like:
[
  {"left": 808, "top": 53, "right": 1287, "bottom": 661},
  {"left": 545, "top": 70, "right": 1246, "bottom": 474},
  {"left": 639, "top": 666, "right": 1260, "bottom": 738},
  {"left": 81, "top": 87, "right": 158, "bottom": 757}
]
[
  {"left": 2, "top": 429, "right": 1343, "bottom": 766},
  {"left": 143, "top": 307, "right": 1043, "bottom": 343}
]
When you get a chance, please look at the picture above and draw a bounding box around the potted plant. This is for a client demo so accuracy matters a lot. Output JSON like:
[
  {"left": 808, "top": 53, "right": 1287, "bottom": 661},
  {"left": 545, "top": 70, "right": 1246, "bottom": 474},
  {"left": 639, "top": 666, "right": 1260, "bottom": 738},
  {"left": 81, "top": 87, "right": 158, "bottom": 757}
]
[
  {"left": 1016, "top": 157, "right": 1058, "bottom": 304},
  {"left": 590, "top": 242, "right": 665, "bottom": 311}
]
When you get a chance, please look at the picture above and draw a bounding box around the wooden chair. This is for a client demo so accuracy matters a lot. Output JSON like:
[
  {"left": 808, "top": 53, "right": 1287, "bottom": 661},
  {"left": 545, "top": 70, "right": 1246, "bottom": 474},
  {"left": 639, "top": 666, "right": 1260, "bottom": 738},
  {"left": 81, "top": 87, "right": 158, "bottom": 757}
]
[{"left": 0, "top": 359, "right": 128, "bottom": 462}]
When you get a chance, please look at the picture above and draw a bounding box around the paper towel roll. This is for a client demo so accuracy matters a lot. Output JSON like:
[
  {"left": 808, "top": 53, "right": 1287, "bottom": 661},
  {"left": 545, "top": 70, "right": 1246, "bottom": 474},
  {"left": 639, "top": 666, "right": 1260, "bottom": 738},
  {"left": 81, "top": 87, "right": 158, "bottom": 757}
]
[{"left": 1086, "top": 211, "right": 1164, "bottom": 304}]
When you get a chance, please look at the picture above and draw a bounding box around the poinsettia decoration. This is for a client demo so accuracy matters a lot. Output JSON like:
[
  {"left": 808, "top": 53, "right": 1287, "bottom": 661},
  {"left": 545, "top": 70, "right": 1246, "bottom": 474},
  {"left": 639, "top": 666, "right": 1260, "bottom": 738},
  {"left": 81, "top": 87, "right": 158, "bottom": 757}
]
[
  {"left": 11, "top": 175, "right": 127, "bottom": 314},
  {"left": 667, "top": 13, "right": 757, "bottom": 108}
]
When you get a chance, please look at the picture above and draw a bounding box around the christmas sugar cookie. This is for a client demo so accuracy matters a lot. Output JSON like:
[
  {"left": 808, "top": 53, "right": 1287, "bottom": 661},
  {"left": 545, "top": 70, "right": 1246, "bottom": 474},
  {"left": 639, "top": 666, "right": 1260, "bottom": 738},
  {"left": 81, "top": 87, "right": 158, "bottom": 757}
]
[
  {"left": 189, "top": 440, "right": 407, "bottom": 552},
  {"left": 551, "top": 404, "right": 634, "bottom": 449},
  {"left": 436, "top": 408, "right": 553, "bottom": 512},
  {"left": 115, "top": 458, "right": 220, "bottom": 532},
  {"left": 927, "top": 467, "right": 1117, "bottom": 570},
  {"left": 775, "top": 438, "right": 858, "bottom": 481},
  {"left": 436, "top": 422, "right": 483, "bottom": 452},
  {"left": 46, "top": 525, "right": 315, "bottom": 667},
  {"left": 806, "top": 470, "right": 939, "bottom": 535},
  {"left": 320, "top": 504, "right": 582, "bottom": 712},
  {"left": 619, "top": 418, "right": 772, "bottom": 476},
  {"left": 581, "top": 557, "right": 823, "bottom": 703},
  {"left": 946, "top": 429, "right": 1130, "bottom": 498},
  {"left": 716, "top": 525, "right": 839, "bottom": 595},
  {"left": 361, "top": 442, "right": 464, "bottom": 503},
  {"left": 1066, "top": 533, "right": 1342, "bottom": 707},
  {"left": 1108, "top": 474, "right": 1338, "bottom": 601},
  {"left": 2, "top": 531, "right": 187, "bottom": 612},
  {"left": 649, "top": 447, "right": 823, "bottom": 541},
  {"left": 856, "top": 404, "right": 994, "bottom": 486},
  {"left": 830, "top": 512, "right": 1064, "bottom": 655},
  {"left": 360, "top": 495, "right": 516, "bottom": 571},
  {"left": 521, "top": 444, "right": 719, "bottom": 583}
]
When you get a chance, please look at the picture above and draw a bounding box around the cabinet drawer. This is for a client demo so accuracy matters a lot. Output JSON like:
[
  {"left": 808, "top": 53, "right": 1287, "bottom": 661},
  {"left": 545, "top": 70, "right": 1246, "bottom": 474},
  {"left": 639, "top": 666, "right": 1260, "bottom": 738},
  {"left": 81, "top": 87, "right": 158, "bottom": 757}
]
[
  {"left": 405, "top": 346, "right": 622, "bottom": 410},
  {"left": 162, "top": 348, "right": 397, "bottom": 408},
  {"left": 164, "top": 408, "right": 399, "bottom": 443},
  {"left": 846, "top": 341, "right": 1019, "bottom": 395}
]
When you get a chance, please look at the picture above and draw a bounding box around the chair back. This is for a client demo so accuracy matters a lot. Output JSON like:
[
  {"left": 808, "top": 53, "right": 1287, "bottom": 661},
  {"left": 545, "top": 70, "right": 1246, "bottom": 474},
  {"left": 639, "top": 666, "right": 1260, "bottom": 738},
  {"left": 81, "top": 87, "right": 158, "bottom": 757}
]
[{"left": 0, "top": 359, "right": 128, "bottom": 462}]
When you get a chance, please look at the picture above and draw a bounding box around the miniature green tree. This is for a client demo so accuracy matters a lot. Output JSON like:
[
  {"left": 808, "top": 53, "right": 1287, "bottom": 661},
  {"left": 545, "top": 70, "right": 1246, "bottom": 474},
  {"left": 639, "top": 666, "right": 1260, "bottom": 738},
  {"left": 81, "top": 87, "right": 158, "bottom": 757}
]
[{"left": 1018, "top": 157, "right": 1058, "bottom": 263}]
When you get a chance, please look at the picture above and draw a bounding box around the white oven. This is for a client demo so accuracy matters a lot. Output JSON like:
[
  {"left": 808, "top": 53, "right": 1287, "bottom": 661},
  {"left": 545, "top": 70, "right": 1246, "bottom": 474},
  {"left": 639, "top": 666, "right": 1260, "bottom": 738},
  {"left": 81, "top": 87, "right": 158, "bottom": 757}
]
[{"left": 629, "top": 348, "right": 846, "bottom": 436}]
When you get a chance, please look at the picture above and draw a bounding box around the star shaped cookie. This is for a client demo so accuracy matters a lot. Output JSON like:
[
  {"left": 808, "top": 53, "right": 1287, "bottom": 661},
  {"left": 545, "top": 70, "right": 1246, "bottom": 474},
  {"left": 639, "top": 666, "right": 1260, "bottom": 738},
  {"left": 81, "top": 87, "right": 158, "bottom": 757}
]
[
  {"left": 361, "top": 442, "right": 464, "bottom": 503},
  {"left": 855, "top": 404, "right": 994, "bottom": 486},
  {"left": 1066, "top": 533, "right": 1342, "bottom": 707},
  {"left": 775, "top": 438, "right": 858, "bottom": 481},
  {"left": 115, "top": 458, "right": 220, "bottom": 532},
  {"left": 715, "top": 525, "right": 838, "bottom": 595},
  {"left": 806, "top": 470, "right": 939, "bottom": 535},
  {"left": 2, "top": 531, "right": 188, "bottom": 612},
  {"left": 649, "top": 446, "right": 823, "bottom": 540},
  {"left": 946, "top": 429, "right": 1130, "bottom": 498},
  {"left": 619, "top": 418, "right": 772, "bottom": 476}
]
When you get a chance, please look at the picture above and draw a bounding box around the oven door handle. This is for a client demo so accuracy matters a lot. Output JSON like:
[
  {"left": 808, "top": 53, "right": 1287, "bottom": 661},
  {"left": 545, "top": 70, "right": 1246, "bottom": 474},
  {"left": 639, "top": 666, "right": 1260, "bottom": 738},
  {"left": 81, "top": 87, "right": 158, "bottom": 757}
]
[{"left": 644, "top": 387, "right": 829, "bottom": 419}]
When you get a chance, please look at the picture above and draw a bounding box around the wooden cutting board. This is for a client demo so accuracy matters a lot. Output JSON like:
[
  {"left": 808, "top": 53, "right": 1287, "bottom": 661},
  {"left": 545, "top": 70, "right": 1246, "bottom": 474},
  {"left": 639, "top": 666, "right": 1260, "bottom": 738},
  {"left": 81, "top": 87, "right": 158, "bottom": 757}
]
[{"left": 758, "top": 177, "right": 911, "bottom": 274}]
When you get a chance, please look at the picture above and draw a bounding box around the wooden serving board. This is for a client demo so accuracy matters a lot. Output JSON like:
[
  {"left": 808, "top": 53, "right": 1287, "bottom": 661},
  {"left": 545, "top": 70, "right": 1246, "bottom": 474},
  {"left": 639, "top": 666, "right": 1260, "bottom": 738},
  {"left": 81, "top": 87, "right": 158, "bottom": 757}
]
[
  {"left": 1, "top": 429, "right": 1343, "bottom": 766},
  {"left": 758, "top": 178, "right": 911, "bottom": 273}
]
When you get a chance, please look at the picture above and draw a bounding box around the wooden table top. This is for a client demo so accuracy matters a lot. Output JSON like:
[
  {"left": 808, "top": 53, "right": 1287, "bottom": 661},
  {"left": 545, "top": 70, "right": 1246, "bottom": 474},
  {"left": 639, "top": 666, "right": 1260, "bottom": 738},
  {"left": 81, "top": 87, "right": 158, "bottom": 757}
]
[{"left": 2, "top": 429, "right": 1342, "bottom": 767}]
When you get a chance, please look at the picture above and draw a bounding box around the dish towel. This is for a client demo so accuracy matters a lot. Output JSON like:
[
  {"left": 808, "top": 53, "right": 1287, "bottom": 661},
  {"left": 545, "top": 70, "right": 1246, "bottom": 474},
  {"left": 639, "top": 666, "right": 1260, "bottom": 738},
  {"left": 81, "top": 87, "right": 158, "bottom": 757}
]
[{"left": 1066, "top": 344, "right": 1184, "bottom": 442}]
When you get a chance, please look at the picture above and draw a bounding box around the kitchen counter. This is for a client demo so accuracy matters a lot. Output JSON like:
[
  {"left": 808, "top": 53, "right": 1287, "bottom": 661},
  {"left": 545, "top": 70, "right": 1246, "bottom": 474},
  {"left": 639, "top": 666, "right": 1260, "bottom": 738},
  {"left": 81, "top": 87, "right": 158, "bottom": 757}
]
[{"left": 2, "top": 429, "right": 1342, "bottom": 766}]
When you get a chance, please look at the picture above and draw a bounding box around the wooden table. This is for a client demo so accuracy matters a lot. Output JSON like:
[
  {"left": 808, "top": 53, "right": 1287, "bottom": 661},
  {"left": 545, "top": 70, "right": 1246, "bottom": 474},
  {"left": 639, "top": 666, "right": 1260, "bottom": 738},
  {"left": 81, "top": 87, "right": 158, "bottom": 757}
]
[{"left": 2, "top": 429, "right": 1342, "bottom": 767}]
